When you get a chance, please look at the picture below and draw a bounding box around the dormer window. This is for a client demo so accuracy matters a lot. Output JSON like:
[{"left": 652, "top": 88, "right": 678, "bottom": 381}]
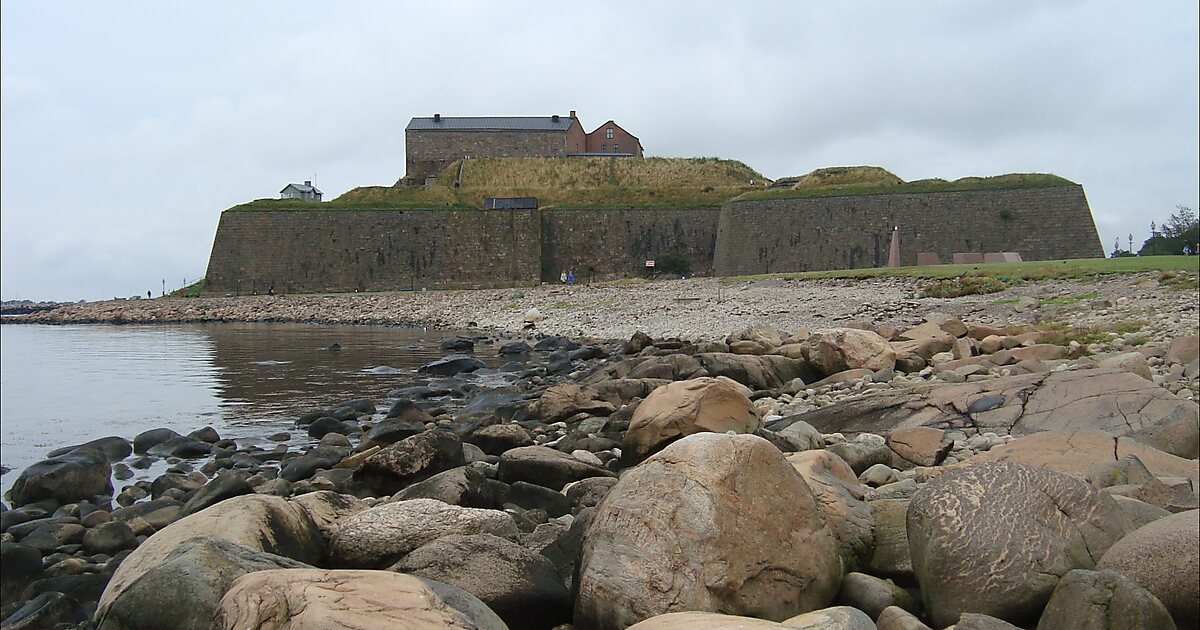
[{"left": 606, "top": 128, "right": 614, "bottom": 139}]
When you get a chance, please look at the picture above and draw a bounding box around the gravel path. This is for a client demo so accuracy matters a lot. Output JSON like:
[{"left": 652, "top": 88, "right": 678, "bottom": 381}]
[{"left": 7, "top": 273, "right": 1198, "bottom": 344}]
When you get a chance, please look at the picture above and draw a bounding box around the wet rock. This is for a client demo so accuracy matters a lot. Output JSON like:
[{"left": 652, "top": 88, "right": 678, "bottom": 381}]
[
  {"left": 46, "top": 436, "right": 132, "bottom": 462},
  {"left": 565, "top": 476, "right": 617, "bottom": 513},
  {"left": 418, "top": 354, "right": 486, "bottom": 376},
  {"left": 576, "top": 433, "right": 842, "bottom": 628},
  {"left": 20, "top": 522, "right": 85, "bottom": 553},
  {"left": 465, "top": 423, "right": 534, "bottom": 455},
  {"left": 279, "top": 453, "right": 335, "bottom": 483},
  {"left": 1, "top": 542, "right": 43, "bottom": 603},
  {"left": 133, "top": 428, "right": 182, "bottom": 454},
  {"left": 1, "top": 591, "right": 84, "bottom": 630},
  {"left": 81, "top": 520, "right": 135, "bottom": 555},
  {"left": 391, "top": 533, "right": 571, "bottom": 629},
  {"left": 178, "top": 471, "right": 254, "bottom": 517},
  {"left": 505, "top": 481, "right": 570, "bottom": 518},
  {"left": 7, "top": 448, "right": 113, "bottom": 507},
  {"left": 908, "top": 461, "right": 1132, "bottom": 628},
  {"left": 329, "top": 498, "right": 518, "bottom": 569},
  {"left": 147, "top": 435, "right": 212, "bottom": 458},
  {"left": 213, "top": 569, "right": 507, "bottom": 630},
  {"left": 353, "top": 430, "right": 465, "bottom": 495},
  {"left": 440, "top": 336, "right": 475, "bottom": 352}
]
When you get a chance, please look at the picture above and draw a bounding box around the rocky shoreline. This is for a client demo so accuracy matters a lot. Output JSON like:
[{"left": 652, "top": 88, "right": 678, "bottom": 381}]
[{"left": 1, "top": 273, "right": 1198, "bottom": 629}]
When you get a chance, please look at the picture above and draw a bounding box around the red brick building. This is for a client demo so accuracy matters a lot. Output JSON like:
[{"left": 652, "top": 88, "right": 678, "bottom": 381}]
[
  {"left": 584, "top": 120, "right": 643, "bottom": 156},
  {"left": 405, "top": 111, "right": 642, "bottom": 179}
]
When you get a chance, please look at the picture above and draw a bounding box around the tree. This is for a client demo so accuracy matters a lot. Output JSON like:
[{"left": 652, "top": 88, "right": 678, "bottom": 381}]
[{"left": 1138, "top": 206, "right": 1198, "bottom": 256}]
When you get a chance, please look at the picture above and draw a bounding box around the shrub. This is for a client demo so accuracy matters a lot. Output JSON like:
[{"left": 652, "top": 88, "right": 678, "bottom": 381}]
[
  {"left": 921, "top": 276, "right": 1008, "bottom": 298},
  {"left": 656, "top": 251, "right": 692, "bottom": 275}
]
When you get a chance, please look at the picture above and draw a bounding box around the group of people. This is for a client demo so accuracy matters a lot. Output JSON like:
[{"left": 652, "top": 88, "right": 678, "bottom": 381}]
[{"left": 559, "top": 269, "right": 576, "bottom": 285}]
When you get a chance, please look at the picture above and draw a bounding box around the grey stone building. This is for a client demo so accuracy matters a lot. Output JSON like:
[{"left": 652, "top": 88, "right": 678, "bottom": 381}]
[{"left": 279, "top": 181, "right": 322, "bottom": 202}]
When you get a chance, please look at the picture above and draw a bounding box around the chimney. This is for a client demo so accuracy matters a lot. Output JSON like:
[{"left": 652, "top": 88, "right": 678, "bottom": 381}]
[
  {"left": 552, "top": 114, "right": 560, "bottom": 123},
  {"left": 570, "top": 110, "right": 576, "bottom": 119},
  {"left": 433, "top": 113, "right": 441, "bottom": 122},
  {"left": 304, "top": 180, "right": 312, "bottom": 186}
]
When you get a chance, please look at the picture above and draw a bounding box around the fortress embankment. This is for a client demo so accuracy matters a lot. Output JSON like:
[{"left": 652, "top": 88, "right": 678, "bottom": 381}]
[{"left": 202, "top": 161, "right": 1104, "bottom": 295}]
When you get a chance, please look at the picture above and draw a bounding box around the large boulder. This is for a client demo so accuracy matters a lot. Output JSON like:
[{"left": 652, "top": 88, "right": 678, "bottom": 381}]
[
  {"left": 497, "top": 446, "right": 615, "bottom": 491},
  {"left": 94, "top": 537, "right": 310, "bottom": 630},
  {"left": 907, "top": 462, "right": 1132, "bottom": 628},
  {"left": 695, "top": 352, "right": 808, "bottom": 390},
  {"left": 394, "top": 466, "right": 501, "bottom": 508},
  {"left": 7, "top": 447, "right": 113, "bottom": 506},
  {"left": 1036, "top": 569, "right": 1175, "bottom": 630},
  {"left": 1097, "top": 509, "right": 1199, "bottom": 629},
  {"left": 575, "top": 433, "right": 842, "bottom": 629},
  {"left": 329, "top": 498, "right": 518, "bottom": 568},
  {"left": 528, "top": 383, "right": 616, "bottom": 424},
  {"left": 464, "top": 423, "right": 534, "bottom": 455},
  {"left": 94, "top": 494, "right": 324, "bottom": 621},
  {"left": 213, "top": 569, "right": 507, "bottom": 630},
  {"left": 622, "top": 376, "right": 757, "bottom": 464},
  {"left": 786, "top": 450, "right": 875, "bottom": 571},
  {"left": 288, "top": 491, "right": 369, "bottom": 550},
  {"left": 353, "top": 429, "right": 465, "bottom": 495},
  {"left": 800, "top": 328, "right": 897, "bottom": 377},
  {"left": 390, "top": 533, "right": 571, "bottom": 629}
]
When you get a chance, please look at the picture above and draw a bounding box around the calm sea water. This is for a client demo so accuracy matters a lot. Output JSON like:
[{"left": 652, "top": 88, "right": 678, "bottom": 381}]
[{"left": 0, "top": 323, "right": 496, "bottom": 499}]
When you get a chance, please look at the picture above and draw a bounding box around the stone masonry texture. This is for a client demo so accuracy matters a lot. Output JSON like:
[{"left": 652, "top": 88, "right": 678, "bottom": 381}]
[
  {"left": 203, "top": 185, "right": 1103, "bottom": 294},
  {"left": 712, "top": 185, "right": 1103, "bottom": 276},
  {"left": 204, "top": 209, "right": 541, "bottom": 294}
]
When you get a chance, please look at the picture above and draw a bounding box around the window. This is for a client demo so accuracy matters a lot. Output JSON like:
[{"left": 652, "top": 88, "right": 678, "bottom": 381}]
[
  {"left": 613, "top": 143, "right": 619, "bottom": 152},
  {"left": 601, "top": 144, "right": 607, "bottom": 151},
  {"left": 606, "top": 128, "right": 614, "bottom": 139}
]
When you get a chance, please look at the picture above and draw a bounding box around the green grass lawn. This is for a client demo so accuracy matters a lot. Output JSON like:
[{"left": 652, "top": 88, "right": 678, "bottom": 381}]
[{"left": 721, "top": 256, "right": 1199, "bottom": 284}]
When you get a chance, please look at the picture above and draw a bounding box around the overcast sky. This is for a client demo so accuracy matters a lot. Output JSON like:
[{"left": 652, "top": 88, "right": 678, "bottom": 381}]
[{"left": 2, "top": 1, "right": 1197, "bottom": 302}]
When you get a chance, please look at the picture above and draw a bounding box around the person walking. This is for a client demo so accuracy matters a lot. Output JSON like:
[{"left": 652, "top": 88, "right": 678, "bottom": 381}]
[
  {"left": 560, "top": 270, "right": 568, "bottom": 284},
  {"left": 567, "top": 270, "right": 575, "bottom": 285}
]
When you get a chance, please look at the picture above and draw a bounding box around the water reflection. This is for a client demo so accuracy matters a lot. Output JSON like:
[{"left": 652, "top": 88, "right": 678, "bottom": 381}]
[{"left": 0, "top": 323, "right": 494, "bottom": 497}]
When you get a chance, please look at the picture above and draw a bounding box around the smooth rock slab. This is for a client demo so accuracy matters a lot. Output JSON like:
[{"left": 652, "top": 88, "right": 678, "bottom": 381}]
[
  {"left": 576, "top": 433, "right": 842, "bottom": 630},
  {"left": 907, "top": 461, "right": 1132, "bottom": 628},
  {"left": 330, "top": 498, "right": 518, "bottom": 569},
  {"left": 497, "top": 445, "right": 614, "bottom": 491},
  {"left": 213, "top": 569, "right": 507, "bottom": 630}
]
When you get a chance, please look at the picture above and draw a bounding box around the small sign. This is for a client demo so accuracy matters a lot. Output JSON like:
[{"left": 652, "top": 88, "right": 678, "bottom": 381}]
[{"left": 645, "top": 260, "right": 655, "bottom": 267}]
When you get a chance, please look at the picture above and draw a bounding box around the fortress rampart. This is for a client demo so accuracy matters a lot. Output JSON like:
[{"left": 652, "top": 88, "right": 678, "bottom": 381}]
[
  {"left": 203, "top": 185, "right": 1104, "bottom": 294},
  {"left": 714, "top": 185, "right": 1102, "bottom": 276}
]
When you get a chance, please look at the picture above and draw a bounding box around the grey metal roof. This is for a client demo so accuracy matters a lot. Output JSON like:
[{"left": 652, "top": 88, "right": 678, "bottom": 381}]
[
  {"left": 281, "top": 183, "right": 322, "bottom": 194},
  {"left": 406, "top": 116, "right": 575, "bottom": 132}
]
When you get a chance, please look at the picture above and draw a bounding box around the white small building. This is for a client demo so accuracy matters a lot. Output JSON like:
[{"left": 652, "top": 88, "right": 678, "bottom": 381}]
[{"left": 280, "top": 180, "right": 323, "bottom": 202}]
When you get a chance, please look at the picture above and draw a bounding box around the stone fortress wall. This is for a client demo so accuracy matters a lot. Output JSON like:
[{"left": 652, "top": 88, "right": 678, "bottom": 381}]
[
  {"left": 713, "top": 185, "right": 1102, "bottom": 276},
  {"left": 204, "top": 185, "right": 1104, "bottom": 294}
]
